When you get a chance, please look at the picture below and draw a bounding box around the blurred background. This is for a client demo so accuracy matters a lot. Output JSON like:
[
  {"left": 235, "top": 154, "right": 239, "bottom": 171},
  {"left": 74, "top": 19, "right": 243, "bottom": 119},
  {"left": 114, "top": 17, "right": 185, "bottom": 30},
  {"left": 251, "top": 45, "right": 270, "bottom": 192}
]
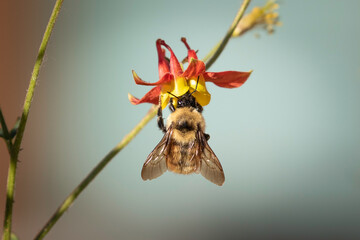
[{"left": 1, "top": 0, "right": 360, "bottom": 239}]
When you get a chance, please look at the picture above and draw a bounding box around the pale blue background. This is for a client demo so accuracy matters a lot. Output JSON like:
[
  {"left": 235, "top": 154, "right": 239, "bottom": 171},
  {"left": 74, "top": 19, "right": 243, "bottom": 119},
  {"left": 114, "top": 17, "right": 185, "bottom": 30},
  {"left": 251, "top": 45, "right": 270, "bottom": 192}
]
[{"left": 10, "top": 0, "right": 360, "bottom": 239}]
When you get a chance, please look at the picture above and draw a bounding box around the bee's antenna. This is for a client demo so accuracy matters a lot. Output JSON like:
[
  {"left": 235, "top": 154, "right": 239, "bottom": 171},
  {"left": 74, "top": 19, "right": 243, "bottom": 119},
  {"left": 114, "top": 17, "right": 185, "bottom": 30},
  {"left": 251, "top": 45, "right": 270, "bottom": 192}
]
[
  {"left": 167, "top": 91, "right": 179, "bottom": 98},
  {"left": 190, "top": 76, "right": 200, "bottom": 95}
]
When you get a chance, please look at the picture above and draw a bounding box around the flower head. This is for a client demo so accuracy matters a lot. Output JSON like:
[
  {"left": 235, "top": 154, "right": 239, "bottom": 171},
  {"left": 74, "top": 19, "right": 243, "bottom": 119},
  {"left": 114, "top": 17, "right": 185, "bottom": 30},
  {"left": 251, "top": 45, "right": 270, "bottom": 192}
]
[
  {"left": 232, "top": 0, "right": 281, "bottom": 37},
  {"left": 129, "top": 38, "right": 251, "bottom": 109}
]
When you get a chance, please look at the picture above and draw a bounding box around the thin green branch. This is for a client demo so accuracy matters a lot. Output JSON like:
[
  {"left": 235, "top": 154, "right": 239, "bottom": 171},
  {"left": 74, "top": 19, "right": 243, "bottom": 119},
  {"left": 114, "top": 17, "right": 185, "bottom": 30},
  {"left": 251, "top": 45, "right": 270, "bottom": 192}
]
[
  {"left": 12, "top": 0, "right": 64, "bottom": 158},
  {"left": 203, "top": 0, "right": 251, "bottom": 68},
  {"left": 34, "top": 105, "right": 158, "bottom": 240},
  {"left": 2, "top": 1, "right": 64, "bottom": 239},
  {"left": 0, "top": 108, "right": 13, "bottom": 153}
]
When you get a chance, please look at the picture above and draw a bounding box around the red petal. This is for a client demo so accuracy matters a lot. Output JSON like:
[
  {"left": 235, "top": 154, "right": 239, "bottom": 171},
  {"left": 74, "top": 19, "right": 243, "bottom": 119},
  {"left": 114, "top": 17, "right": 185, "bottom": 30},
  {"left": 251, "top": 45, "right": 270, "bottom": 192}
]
[
  {"left": 203, "top": 71, "right": 252, "bottom": 88},
  {"left": 132, "top": 70, "right": 173, "bottom": 86},
  {"left": 181, "top": 37, "right": 198, "bottom": 61},
  {"left": 128, "top": 86, "right": 161, "bottom": 105},
  {"left": 159, "top": 39, "right": 183, "bottom": 77},
  {"left": 181, "top": 58, "right": 206, "bottom": 78},
  {"left": 156, "top": 39, "right": 170, "bottom": 78}
]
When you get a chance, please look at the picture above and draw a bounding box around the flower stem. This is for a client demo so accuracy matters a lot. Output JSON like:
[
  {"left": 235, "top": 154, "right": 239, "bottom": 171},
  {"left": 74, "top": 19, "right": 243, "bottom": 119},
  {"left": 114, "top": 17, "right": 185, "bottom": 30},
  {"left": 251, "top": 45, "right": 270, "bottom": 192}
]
[
  {"left": 203, "top": 0, "right": 251, "bottom": 68},
  {"left": 2, "top": 1, "right": 64, "bottom": 240},
  {"left": 34, "top": 105, "right": 158, "bottom": 240}
]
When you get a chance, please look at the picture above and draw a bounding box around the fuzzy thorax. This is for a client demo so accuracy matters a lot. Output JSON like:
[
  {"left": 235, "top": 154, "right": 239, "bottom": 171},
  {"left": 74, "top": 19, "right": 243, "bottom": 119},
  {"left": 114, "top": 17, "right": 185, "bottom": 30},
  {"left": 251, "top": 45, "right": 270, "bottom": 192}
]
[{"left": 166, "top": 107, "right": 205, "bottom": 144}]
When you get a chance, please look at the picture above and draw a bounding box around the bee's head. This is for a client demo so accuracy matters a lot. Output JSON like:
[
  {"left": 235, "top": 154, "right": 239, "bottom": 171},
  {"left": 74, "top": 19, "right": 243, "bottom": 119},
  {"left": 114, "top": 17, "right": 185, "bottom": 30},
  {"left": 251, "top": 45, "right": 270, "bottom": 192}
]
[{"left": 177, "top": 92, "right": 197, "bottom": 108}]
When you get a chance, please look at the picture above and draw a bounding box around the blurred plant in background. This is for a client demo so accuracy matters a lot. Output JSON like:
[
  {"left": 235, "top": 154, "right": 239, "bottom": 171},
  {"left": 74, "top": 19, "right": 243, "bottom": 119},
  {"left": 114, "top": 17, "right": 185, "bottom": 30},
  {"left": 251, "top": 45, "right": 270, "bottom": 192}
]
[{"left": 233, "top": 0, "right": 281, "bottom": 37}]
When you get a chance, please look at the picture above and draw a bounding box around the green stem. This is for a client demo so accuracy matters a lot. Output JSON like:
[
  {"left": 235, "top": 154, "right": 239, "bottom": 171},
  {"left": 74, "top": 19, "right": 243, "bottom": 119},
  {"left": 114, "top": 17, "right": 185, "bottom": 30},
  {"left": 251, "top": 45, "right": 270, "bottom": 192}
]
[
  {"left": 2, "top": 1, "right": 64, "bottom": 240},
  {"left": 203, "top": 0, "right": 251, "bottom": 68},
  {"left": 0, "top": 108, "right": 13, "bottom": 153},
  {"left": 34, "top": 105, "right": 158, "bottom": 240}
]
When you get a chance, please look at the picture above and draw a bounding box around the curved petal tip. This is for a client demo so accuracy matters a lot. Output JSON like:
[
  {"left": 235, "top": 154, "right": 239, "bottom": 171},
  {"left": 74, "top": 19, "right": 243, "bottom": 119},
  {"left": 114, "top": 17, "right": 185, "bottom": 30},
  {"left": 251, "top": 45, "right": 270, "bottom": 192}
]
[{"left": 128, "top": 93, "right": 140, "bottom": 105}]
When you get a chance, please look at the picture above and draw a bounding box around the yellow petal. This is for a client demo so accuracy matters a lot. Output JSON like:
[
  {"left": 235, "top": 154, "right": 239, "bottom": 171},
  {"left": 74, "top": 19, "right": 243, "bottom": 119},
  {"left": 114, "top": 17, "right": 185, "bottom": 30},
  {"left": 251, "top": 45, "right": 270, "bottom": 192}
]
[
  {"left": 160, "top": 92, "right": 170, "bottom": 110},
  {"left": 160, "top": 78, "right": 189, "bottom": 109},
  {"left": 193, "top": 91, "right": 211, "bottom": 106},
  {"left": 161, "top": 81, "right": 173, "bottom": 93},
  {"left": 170, "top": 97, "right": 178, "bottom": 109},
  {"left": 172, "top": 77, "right": 189, "bottom": 97},
  {"left": 189, "top": 75, "right": 211, "bottom": 106}
]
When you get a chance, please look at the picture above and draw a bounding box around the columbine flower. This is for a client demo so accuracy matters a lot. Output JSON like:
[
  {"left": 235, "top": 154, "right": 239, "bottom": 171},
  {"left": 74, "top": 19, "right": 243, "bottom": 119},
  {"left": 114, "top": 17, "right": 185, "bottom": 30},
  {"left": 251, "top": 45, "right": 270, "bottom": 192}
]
[
  {"left": 232, "top": 0, "right": 281, "bottom": 37},
  {"left": 128, "top": 38, "right": 251, "bottom": 109}
]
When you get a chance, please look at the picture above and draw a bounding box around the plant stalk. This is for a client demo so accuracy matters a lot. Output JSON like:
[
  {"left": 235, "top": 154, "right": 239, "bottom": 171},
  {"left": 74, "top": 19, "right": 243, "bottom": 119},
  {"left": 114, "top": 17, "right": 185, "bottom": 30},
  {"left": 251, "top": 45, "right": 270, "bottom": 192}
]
[
  {"left": 203, "top": 0, "right": 251, "bottom": 68},
  {"left": 34, "top": 105, "right": 158, "bottom": 240},
  {"left": 2, "top": 1, "right": 64, "bottom": 239}
]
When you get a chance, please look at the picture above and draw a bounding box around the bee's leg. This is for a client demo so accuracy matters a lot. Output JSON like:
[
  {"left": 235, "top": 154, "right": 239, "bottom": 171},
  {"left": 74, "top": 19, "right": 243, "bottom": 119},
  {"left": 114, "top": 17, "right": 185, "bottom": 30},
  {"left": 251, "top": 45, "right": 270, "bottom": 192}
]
[
  {"left": 169, "top": 98, "right": 176, "bottom": 112},
  {"left": 195, "top": 102, "right": 203, "bottom": 113},
  {"left": 204, "top": 133, "right": 210, "bottom": 141},
  {"left": 198, "top": 123, "right": 210, "bottom": 141},
  {"left": 157, "top": 106, "right": 166, "bottom": 133}
]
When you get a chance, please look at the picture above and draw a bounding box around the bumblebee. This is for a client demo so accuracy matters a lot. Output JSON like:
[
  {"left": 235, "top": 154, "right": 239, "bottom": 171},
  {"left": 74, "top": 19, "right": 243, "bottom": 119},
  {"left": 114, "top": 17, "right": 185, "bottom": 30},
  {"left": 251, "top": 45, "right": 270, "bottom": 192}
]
[{"left": 141, "top": 89, "right": 225, "bottom": 186}]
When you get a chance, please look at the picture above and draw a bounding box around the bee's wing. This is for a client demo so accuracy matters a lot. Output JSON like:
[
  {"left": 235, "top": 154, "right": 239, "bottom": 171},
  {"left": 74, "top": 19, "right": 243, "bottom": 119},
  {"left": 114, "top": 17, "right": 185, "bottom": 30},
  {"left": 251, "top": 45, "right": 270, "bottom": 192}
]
[
  {"left": 198, "top": 131, "right": 225, "bottom": 186},
  {"left": 141, "top": 127, "right": 173, "bottom": 181}
]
